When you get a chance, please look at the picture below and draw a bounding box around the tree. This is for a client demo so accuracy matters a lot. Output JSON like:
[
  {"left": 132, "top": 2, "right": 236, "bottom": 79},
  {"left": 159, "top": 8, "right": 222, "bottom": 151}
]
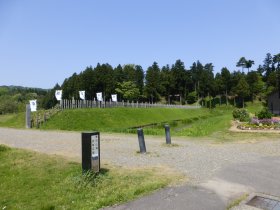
[
  {"left": 115, "top": 81, "right": 140, "bottom": 101},
  {"left": 263, "top": 53, "right": 274, "bottom": 80},
  {"left": 202, "top": 63, "right": 215, "bottom": 96},
  {"left": 134, "top": 65, "right": 144, "bottom": 95},
  {"left": 123, "top": 64, "right": 136, "bottom": 82},
  {"left": 220, "top": 67, "right": 231, "bottom": 105},
  {"left": 0, "top": 95, "right": 18, "bottom": 114},
  {"left": 273, "top": 53, "right": 280, "bottom": 71},
  {"left": 233, "top": 76, "right": 250, "bottom": 108},
  {"left": 81, "top": 66, "right": 96, "bottom": 100},
  {"left": 145, "top": 62, "right": 162, "bottom": 103},
  {"left": 190, "top": 61, "right": 204, "bottom": 97},
  {"left": 114, "top": 64, "right": 124, "bottom": 84},
  {"left": 160, "top": 65, "right": 174, "bottom": 104},
  {"left": 273, "top": 53, "right": 280, "bottom": 97},
  {"left": 171, "top": 60, "right": 187, "bottom": 103},
  {"left": 94, "top": 63, "right": 115, "bottom": 100},
  {"left": 246, "top": 71, "right": 264, "bottom": 101},
  {"left": 41, "top": 84, "right": 61, "bottom": 109},
  {"left": 236, "top": 57, "right": 247, "bottom": 72},
  {"left": 245, "top": 60, "right": 255, "bottom": 72}
]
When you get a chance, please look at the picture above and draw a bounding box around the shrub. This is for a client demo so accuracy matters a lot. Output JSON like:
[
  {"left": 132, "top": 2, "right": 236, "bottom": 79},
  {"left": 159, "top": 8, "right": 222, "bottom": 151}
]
[
  {"left": 232, "top": 108, "right": 249, "bottom": 122},
  {"left": 257, "top": 108, "right": 272, "bottom": 119},
  {"left": 186, "top": 91, "right": 197, "bottom": 104}
]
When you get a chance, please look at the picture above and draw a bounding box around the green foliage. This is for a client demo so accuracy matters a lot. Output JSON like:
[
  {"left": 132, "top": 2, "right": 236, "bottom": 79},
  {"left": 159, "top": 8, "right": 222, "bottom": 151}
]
[
  {"left": 41, "top": 84, "right": 60, "bottom": 109},
  {"left": 145, "top": 62, "right": 162, "bottom": 102},
  {"left": 0, "top": 113, "right": 25, "bottom": 128},
  {"left": 0, "top": 95, "right": 19, "bottom": 114},
  {"left": 0, "top": 86, "right": 47, "bottom": 114},
  {"left": 232, "top": 108, "right": 249, "bottom": 122},
  {"left": 0, "top": 144, "right": 11, "bottom": 152},
  {"left": 186, "top": 91, "right": 197, "bottom": 104},
  {"left": 0, "top": 146, "right": 176, "bottom": 210},
  {"left": 236, "top": 57, "right": 247, "bottom": 70},
  {"left": 257, "top": 108, "right": 272, "bottom": 119},
  {"left": 39, "top": 51, "right": 280, "bottom": 108},
  {"left": 115, "top": 81, "right": 140, "bottom": 101}
]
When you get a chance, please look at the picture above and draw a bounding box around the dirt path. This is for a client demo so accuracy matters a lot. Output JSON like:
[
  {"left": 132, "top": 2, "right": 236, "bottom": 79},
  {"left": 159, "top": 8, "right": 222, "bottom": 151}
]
[{"left": 1, "top": 127, "right": 280, "bottom": 185}]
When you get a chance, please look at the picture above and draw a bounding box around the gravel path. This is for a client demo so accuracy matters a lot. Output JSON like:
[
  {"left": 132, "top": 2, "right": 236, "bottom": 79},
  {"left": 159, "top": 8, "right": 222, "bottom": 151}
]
[{"left": 1, "top": 127, "right": 280, "bottom": 185}]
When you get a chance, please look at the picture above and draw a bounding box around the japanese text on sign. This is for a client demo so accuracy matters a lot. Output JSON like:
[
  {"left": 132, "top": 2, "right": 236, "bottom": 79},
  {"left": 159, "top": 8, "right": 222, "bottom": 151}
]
[{"left": 91, "top": 135, "right": 99, "bottom": 159}]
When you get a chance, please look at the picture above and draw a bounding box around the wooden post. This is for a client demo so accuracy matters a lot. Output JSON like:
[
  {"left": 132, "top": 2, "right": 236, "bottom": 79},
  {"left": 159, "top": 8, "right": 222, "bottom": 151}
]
[{"left": 26, "top": 104, "right": 31, "bottom": 129}]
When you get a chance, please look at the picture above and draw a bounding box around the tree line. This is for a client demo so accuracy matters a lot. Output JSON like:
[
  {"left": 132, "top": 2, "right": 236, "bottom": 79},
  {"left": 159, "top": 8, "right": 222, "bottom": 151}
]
[
  {"left": 0, "top": 86, "right": 47, "bottom": 114},
  {"left": 41, "top": 52, "right": 280, "bottom": 109},
  {"left": 3, "top": 52, "right": 279, "bottom": 114}
]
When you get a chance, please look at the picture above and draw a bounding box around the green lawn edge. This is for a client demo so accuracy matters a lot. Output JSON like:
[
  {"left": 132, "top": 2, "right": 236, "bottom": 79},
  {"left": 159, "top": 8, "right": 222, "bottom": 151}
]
[{"left": 0, "top": 145, "right": 182, "bottom": 210}]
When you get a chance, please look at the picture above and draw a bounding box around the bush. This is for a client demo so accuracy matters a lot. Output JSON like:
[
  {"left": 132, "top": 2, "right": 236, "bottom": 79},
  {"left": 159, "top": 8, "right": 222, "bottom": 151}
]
[
  {"left": 257, "top": 108, "right": 272, "bottom": 119},
  {"left": 186, "top": 91, "right": 197, "bottom": 104},
  {"left": 232, "top": 108, "right": 249, "bottom": 122}
]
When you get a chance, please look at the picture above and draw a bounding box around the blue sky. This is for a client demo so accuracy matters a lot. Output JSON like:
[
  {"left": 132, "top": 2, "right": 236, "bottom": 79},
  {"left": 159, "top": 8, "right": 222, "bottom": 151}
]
[{"left": 0, "top": 0, "right": 279, "bottom": 89}]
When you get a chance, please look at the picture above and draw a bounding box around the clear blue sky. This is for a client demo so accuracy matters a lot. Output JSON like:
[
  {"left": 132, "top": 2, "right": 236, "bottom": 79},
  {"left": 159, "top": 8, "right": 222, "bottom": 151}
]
[{"left": 1, "top": 0, "right": 279, "bottom": 89}]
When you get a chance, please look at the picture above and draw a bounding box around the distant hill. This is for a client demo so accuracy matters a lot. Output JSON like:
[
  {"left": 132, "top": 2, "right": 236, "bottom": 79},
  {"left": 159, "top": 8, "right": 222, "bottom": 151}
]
[
  {"left": 0, "top": 85, "right": 49, "bottom": 114},
  {"left": 0, "top": 85, "right": 49, "bottom": 92}
]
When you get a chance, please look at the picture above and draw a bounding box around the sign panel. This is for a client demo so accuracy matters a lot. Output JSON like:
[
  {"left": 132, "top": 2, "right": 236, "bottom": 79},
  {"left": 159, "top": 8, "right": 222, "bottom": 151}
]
[
  {"left": 96, "top": 92, "right": 103, "bottom": 101},
  {"left": 91, "top": 135, "right": 99, "bottom": 159},
  {"left": 29, "top": 100, "right": 37, "bottom": 112},
  {"left": 79, "top": 90, "right": 85, "bottom": 100},
  {"left": 55, "top": 90, "right": 62, "bottom": 101},
  {"left": 111, "top": 94, "right": 117, "bottom": 102}
]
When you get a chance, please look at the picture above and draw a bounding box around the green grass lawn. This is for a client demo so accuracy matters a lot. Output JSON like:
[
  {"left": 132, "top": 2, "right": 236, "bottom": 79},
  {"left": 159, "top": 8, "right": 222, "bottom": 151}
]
[
  {"left": 0, "top": 102, "right": 265, "bottom": 138},
  {"left": 0, "top": 145, "right": 179, "bottom": 210},
  {"left": 41, "top": 107, "right": 212, "bottom": 132},
  {"left": 0, "top": 112, "right": 25, "bottom": 128}
]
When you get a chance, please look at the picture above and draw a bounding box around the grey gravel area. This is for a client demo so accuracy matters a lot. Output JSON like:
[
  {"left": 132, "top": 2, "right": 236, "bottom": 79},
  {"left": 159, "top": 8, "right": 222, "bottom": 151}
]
[
  {"left": 1, "top": 127, "right": 280, "bottom": 210},
  {"left": 1, "top": 127, "right": 280, "bottom": 185}
]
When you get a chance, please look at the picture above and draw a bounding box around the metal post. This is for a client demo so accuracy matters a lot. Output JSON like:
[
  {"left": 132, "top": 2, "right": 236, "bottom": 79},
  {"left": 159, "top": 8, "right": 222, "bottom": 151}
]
[
  {"left": 137, "top": 128, "right": 146, "bottom": 153},
  {"left": 165, "top": 124, "right": 171, "bottom": 144},
  {"left": 81, "top": 131, "right": 100, "bottom": 173},
  {"left": 25, "top": 104, "right": 31, "bottom": 129}
]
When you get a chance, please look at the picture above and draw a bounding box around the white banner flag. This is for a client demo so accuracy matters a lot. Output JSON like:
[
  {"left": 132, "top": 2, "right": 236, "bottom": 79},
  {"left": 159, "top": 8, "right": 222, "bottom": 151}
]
[
  {"left": 111, "top": 94, "right": 117, "bottom": 102},
  {"left": 96, "top": 92, "right": 103, "bottom": 101},
  {"left": 55, "top": 90, "right": 62, "bottom": 101},
  {"left": 79, "top": 91, "right": 85, "bottom": 100},
  {"left": 29, "top": 100, "right": 37, "bottom": 112}
]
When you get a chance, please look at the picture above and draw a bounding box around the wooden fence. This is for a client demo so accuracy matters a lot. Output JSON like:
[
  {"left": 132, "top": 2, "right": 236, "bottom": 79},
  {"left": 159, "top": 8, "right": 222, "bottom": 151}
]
[
  {"left": 31, "top": 106, "right": 61, "bottom": 128},
  {"left": 60, "top": 99, "right": 201, "bottom": 110}
]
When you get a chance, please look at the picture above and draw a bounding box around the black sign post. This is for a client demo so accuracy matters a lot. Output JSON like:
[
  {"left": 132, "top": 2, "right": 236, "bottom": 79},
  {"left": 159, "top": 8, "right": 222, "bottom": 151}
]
[
  {"left": 165, "top": 124, "right": 171, "bottom": 144},
  {"left": 137, "top": 128, "right": 146, "bottom": 153},
  {"left": 81, "top": 132, "right": 100, "bottom": 173}
]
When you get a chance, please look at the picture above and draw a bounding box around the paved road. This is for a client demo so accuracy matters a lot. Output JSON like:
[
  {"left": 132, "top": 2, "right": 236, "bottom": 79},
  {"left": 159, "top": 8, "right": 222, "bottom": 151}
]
[{"left": 1, "top": 127, "right": 280, "bottom": 209}]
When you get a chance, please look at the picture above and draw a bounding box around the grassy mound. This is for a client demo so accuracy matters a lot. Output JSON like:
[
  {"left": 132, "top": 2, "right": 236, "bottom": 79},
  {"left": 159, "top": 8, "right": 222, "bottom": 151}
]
[
  {"left": 41, "top": 107, "right": 211, "bottom": 132},
  {"left": 0, "top": 102, "right": 264, "bottom": 138}
]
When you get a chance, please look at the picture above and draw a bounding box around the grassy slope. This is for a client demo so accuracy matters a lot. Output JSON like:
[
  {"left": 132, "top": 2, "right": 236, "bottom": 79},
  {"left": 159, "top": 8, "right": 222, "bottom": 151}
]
[
  {"left": 0, "top": 112, "right": 25, "bottom": 128},
  {"left": 41, "top": 106, "right": 237, "bottom": 137},
  {"left": 41, "top": 108, "right": 211, "bottom": 132},
  {"left": 0, "top": 102, "right": 264, "bottom": 138},
  {"left": 0, "top": 145, "right": 179, "bottom": 210}
]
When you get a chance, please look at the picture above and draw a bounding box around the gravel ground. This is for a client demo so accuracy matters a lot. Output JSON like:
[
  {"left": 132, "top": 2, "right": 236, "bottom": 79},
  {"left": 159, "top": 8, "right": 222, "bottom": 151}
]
[{"left": 1, "top": 127, "right": 280, "bottom": 185}]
